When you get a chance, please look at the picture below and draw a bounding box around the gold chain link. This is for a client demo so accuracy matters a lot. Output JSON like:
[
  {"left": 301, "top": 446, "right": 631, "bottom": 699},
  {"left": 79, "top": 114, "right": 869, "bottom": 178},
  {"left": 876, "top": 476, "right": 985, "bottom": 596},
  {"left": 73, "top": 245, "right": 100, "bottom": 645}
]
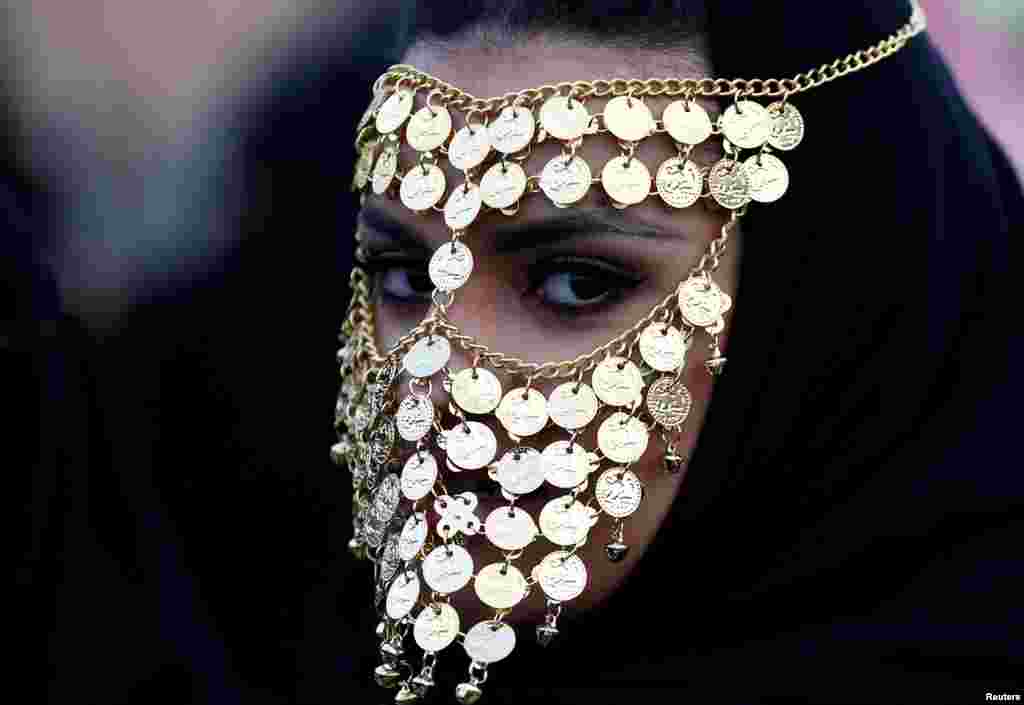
[{"left": 374, "top": 2, "right": 925, "bottom": 113}]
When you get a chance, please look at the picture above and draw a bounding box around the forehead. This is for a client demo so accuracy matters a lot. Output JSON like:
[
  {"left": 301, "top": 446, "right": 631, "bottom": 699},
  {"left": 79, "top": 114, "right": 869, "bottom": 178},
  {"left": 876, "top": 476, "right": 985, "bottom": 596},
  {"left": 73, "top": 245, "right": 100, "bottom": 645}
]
[{"left": 403, "top": 32, "right": 711, "bottom": 99}]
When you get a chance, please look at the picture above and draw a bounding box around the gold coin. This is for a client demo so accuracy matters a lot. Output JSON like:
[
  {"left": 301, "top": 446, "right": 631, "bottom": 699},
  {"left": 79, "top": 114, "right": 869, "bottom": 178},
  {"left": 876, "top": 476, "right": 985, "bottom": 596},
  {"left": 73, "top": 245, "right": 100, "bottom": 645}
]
[
  {"left": 480, "top": 161, "right": 527, "bottom": 209},
  {"left": 708, "top": 158, "right": 751, "bottom": 210},
  {"left": 474, "top": 563, "right": 528, "bottom": 609},
  {"left": 495, "top": 447, "right": 546, "bottom": 495},
  {"left": 662, "top": 100, "right": 713, "bottom": 145},
  {"left": 592, "top": 356, "right": 643, "bottom": 408},
  {"left": 487, "top": 105, "right": 536, "bottom": 154},
  {"left": 597, "top": 412, "right": 650, "bottom": 464},
  {"left": 603, "top": 95, "right": 655, "bottom": 142},
  {"left": 534, "top": 550, "right": 587, "bottom": 602},
  {"left": 413, "top": 601, "right": 460, "bottom": 651},
  {"left": 645, "top": 376, "right": 693, "bottom": 429},
  {"left": 718, "top": 100, "right": 771, "bottom": 149},
  {"left": 374, "top": 90, "right": 414, "bottom": 134},
  {"left": 395, "top": 393, "right": 434, "bottom": 442},
  {"left": 484, "top": 506, "right": 537, "bottom": 551},
  {"left": 463, "top": 621, "right": 517, "bottom": 664},
  {"left": 450, "top": 367, "right": 502, "bottom": 415},
  {"left": 539, "top": 95, "right": 590, "bottom": 141},
  {"left": 638, "top": 323, "right": 687, "bottom": 372},
  {"left": 406, "top": 105, "right": 452, "bottom": 152},
  {"left": 594, "top": 467, "right": 644, "bottom": 518},
  {"left": 429, "top": 240, "right": 474, "bottom": 292},
  {"left": 601, "top": 156, "right": 651, "bottom": 206},
  {"left": 399, "top": 164, "right": 447, "bottom": 211},
  {"left": 539, "top": 496, "right": 598, "bottom": 546},
  {"left": 677, "top": 276, "right": 725, "bottom": 328},
  {"left": 547, "top": 381, "right": 599, "bottom": 430},
  {"left": 655, "top": 156, "right": 703, "bottom": 209},
  {"left": 371, "top": 147, "right": 397, "bottom": 195},
  {"left": 743, "top": 153, "right": 789, "bottom": 203},
  {"left": 443, "top": 183, "right": 482, "bottom": 230},
  {"left": 385, "top": 571, "right": 419, "bottom": 619},
  {"left": 539, "top": 155, "right": 592, "bottom": 206},
  {"left": 541, "top": 440, "right": 590, "bottom": 489},
  {"left": 496, "top": 388, "right": 549, "bottom": 437},
  {"left": 448, "top": 125, "right": 491, "bottom": 170},
  {"left": 766, "top": 101, "right": 805, "bottom": 151},
  {"left": 446, "top": 421, "right": 498, "bottom": 470}
]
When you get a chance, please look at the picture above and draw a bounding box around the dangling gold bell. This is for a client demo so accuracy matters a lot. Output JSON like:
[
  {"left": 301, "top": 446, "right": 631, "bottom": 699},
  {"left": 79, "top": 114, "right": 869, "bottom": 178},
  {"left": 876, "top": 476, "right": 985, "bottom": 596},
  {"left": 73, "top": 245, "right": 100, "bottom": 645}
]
[
  {"left": 374, "top": 663, "right": 403, "bottom": 689},
  {"left": 455, "top": 682, "right": 484, "bottom": 704},
  {"left": 605, "top": 540, "right": 629, "bottom": 562},
  {"left": 663, "top": 451, "right": 686, "bottom": 474},
  {"left": 536, "top": 624, "right": 559, "bottom": 647},
  {"left": 394, "top": 684, "right": 420, "bottom": 703},
  {"left": 704, "top": 355, "right": 727, "bottom": 377}
]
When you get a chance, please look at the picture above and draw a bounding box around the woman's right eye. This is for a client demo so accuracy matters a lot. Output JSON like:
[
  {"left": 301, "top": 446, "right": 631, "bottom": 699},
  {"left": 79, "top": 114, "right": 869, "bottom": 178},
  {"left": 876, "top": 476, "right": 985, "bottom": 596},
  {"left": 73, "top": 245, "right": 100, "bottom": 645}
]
[{"left": 372, "top": 262, "right": 433, "bottom": 303}]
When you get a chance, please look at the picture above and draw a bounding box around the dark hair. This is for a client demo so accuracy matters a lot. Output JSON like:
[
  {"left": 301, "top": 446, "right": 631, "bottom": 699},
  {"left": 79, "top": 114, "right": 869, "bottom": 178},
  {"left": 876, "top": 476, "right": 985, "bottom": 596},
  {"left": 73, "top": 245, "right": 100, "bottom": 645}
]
[{"left": 407, "top": 0, "right": 709, "bottom": 50}]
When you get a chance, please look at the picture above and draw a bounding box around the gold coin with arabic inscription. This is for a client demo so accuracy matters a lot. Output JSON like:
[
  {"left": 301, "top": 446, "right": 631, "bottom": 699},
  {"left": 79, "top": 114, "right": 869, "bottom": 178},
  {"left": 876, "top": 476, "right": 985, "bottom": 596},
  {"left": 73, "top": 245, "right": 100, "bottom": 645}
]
[
  {"left": 743, "top": 153, "right": 789, "bottom": 203},
  {"left": 406, "top": 105, "right": 452, "bottom": 152},
  {"left": 708, "top": 158, "right": 751, "bottom": 210},
  {"left": 655, "top": 157, "right": 703, "bottom": 209},
  {"left": 413, "top": 602, "right": 460, "bottom": 652},
  {"left": 547, "top": 381, "right": 599, "bottom": 430},
  {"left": 540, "top": 155, "right": 591, "bottom": 206},
  {"left": 598, "top": 412, "right": 650, "bottom": 464},
  {"left": 677, "top": 276, "right": 725, "bottom": 328},
  {"left": 638, "top": 323, "right": 687, "bottom": 372},
  {"left": 601, "top": 156, "right": 651, "bottom": 206},
  {"left": 592, "top": 356, "right": 643, "bottom": 408},
  {"left": 766, "top": 101, "right": 805, "bottom": 151},
  {"left": 718, "top": 100, "right": 771, "bottom": 149},
  {"left": 480, "top": 162, "right": 527, "bottom": 210},
  {"left": 375, "top": 90, "right": 414, "bottom": 134},
  {"left": 443, "top": 183, "right": 482, "bottom": 230},
  {"left": 496, "top": 388, "right": 549, "bottom": 437},
  {"left": 646, "top": 376, "right": 693, "bottom": 429},
  {"left": 595, "top": 467, "right": 644, "bottom": 518},
  {"left": 449, "top": 125, "right": 491, "bottom": 170},
  {"left": 400, "top": 164, "right": 446, "bottom": 211},
  {"left": 488, "top": 105, "right": 536, "bottom": 154},
  {"left": 474, "top": 563, "right": 528, "bottom": 610},
  {"left": 451, "top": 367, "right": 502, "bottom": 414}
]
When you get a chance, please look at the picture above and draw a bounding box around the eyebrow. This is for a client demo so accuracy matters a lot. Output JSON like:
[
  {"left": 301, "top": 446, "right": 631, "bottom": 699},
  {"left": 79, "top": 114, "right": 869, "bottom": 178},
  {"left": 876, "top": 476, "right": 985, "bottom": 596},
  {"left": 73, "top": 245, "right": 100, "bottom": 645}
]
[{"left": 358, "top": 200, "right": 683, "bottom": 253}]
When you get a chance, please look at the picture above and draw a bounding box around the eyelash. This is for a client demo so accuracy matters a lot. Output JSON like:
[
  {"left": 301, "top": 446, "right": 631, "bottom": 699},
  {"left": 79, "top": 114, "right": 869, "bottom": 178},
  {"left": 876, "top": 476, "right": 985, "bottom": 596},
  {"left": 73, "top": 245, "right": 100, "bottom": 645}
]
[{"left": 361, "top": 252, "right": 643, "bottom": 315}]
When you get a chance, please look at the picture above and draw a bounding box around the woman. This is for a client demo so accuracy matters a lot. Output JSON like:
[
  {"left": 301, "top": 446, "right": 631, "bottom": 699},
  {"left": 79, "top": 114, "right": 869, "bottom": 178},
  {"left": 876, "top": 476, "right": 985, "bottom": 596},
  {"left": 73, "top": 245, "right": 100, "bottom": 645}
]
[{"left": 36, "top": 1, "right": 1020, "bottom": 703}]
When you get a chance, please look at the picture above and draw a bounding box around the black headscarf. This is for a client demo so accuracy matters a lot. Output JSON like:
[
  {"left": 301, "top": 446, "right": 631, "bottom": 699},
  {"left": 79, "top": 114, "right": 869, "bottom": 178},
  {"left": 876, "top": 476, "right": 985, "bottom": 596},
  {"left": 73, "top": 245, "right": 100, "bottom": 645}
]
[{"left": 27, "top": 1, "right": 1020, "bottom": 703}]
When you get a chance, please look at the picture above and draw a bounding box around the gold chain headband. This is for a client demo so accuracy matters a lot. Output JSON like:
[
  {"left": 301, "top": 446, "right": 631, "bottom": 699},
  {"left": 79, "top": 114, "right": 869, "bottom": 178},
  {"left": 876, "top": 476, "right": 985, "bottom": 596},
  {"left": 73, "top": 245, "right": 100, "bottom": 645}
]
[{"left": 334, "top": 3, "right": 926, "bottom": 703}]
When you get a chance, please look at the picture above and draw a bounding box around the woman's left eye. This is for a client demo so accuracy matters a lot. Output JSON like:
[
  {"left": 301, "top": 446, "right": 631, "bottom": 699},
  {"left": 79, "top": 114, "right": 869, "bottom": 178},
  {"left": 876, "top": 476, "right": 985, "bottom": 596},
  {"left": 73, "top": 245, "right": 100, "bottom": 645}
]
[{"left": 529, "top": 257, "right": 643, "bottom": 313}]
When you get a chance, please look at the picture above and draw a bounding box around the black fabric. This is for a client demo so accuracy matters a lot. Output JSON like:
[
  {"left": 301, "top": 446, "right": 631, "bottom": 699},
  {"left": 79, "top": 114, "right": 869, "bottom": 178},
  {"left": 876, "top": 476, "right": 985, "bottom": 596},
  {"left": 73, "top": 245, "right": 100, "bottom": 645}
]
[{"left": 20, "top": 1, "right": 1021, "bottom": 703}]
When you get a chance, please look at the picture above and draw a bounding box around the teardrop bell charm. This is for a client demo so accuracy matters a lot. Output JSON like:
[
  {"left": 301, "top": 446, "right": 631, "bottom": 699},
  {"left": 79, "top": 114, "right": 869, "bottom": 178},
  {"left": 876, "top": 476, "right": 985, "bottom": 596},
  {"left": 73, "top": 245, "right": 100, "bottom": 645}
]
[{"left": 604, "top": 520, "right": 629, "bottom": 563}]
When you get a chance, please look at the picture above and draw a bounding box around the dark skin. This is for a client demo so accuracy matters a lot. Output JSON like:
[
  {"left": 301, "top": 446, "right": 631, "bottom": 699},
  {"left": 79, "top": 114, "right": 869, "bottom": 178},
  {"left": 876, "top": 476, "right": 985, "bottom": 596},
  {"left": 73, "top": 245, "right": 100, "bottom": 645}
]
[{"left": 361, "top": 37, "right": 741, "bottom": 626}]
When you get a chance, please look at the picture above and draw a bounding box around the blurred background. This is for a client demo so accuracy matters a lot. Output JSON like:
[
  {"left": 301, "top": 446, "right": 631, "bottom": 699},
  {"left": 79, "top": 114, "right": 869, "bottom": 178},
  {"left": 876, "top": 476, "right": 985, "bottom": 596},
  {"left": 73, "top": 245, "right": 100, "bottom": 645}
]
[{"left": 4, "top": 0, "right": 1022, "bottom": 326}]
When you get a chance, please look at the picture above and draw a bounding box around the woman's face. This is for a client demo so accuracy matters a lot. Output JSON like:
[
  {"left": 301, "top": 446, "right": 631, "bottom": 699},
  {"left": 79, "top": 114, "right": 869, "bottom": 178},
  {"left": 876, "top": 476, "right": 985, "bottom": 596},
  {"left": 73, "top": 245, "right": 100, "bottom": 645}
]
[{"left": 357, "top": 37, "right": 741, "bottom": 624}]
